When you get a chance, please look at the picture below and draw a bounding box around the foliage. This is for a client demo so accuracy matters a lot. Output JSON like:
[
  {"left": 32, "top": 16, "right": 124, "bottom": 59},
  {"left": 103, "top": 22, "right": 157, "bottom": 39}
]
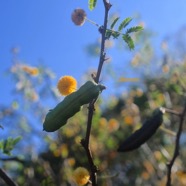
[
  {"left": 0, "top": 45, "right": 186, "bottom": 185},
  {"left": 105, "top": 17, "right": 143, "bottom": 49},
  {"left": 0, "top": 137, "right": 21, "bottom": 156},
  {"left": 88, "top": 0, "right": 97, "bottom": 11},
  {"left": 0, "top": 1, "right": 186, "bottom": 186}
]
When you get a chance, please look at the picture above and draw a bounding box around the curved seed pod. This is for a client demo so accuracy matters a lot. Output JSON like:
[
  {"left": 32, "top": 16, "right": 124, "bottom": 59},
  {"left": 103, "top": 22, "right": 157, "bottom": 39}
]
[
  {"left": 118, "top": 108, "right": 164, "bottom": 152},
  {"left": 43, "top": 81, "right": 105, "bottom": 132}
]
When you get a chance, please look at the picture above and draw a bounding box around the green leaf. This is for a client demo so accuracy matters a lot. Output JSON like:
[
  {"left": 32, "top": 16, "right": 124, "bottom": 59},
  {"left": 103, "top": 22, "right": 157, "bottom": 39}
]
[
  {"left": 105, "top": 29, "right": 120, "bottom": 39},
  {"left": 2, "top": 136, "right": 22, "bottom": 155},
  {"left": 12, "top": 136, "right": 22, "bottom": 145},
  {"left": 122, "top": 34, "right": 134, "bottom": 50},
  {"left": 89, "top": 0, "right": 97, "bottom": 11},
  {"left": 0, "top": 141, "right": 3, "bottom": 150},
  {"left": 105, "top": 30, "right": 113, "bottom": 39},
  {"left": 118, "top": 17, "right": 132, "bottom": 31},
  {"left": 110, "top": 17, "right": 120, "bottom": 29},
  {"left": 111, "top": 31, "right": 120, "bottom": 39},
  {"left": 168, "top": 83, "right": 183, "bottom": 94},
  {"left": 126, "top": 26, "right": 143, "bottom": 34}
]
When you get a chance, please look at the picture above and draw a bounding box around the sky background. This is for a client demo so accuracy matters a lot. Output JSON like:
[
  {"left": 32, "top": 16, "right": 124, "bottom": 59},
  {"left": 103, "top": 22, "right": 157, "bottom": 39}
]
[{"left": 1, "top": 0, "right": 186, "bottom": 105}]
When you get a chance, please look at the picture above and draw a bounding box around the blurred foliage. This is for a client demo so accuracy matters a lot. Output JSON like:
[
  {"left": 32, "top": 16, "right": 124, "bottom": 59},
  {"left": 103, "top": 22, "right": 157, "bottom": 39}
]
[
  {"left": 88, "top": 0, "right": 97, "bottom": 11},
  {"left": 0, "top": 137, "right": 21, "bottom": 156},
  {"left": 1, "top": 23, "right": 186, "bottom": 186}
]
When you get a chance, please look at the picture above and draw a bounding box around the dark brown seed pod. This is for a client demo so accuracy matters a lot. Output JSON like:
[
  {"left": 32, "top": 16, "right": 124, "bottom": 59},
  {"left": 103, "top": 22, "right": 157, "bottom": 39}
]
[{"left": 118, "top": 108, "right": 164, "bottom": 152}]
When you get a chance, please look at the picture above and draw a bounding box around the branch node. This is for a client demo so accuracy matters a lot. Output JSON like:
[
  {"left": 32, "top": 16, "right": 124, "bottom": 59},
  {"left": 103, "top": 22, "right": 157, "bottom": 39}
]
[
  {"left": 98, "top": 26, "right": 104, "bottom": 34},
  {"left": 105, "top": 2, "right": 112, "bottom": 10},
  {"left": 93, "top": 165, "right": 99, "bottom": 173},
  {"left": 91, "top": 73, "right": 97, "bottom": 82},
  {"left": 80, "top": 138, "right": 87, "bottom": 148}
]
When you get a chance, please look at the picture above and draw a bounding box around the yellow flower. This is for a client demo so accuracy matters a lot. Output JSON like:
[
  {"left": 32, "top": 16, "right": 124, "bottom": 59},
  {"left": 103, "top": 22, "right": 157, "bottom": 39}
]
[
  {"left": 57, "top": 76, "right": 77, "bottom": 96},
  {"left": 71, "top": 9, "right": 86, "bottom": 26},
  {"left": 30, "top": 67, "right": 39, "bottom": 76},
  {"left": 108, "top": 118, "right": 119, "bottom": 132},
  {"left": 124, "top": 116, "right": 133, "bottom": 125},
  {"left": 73, "top": 167, "right": 90, "bottom": 186},
  {"left": 162, "top": 64, "right": 169, "bottom": 73},
  {"left": 22, "top": 65, "right": 39, "bottom": 76}
]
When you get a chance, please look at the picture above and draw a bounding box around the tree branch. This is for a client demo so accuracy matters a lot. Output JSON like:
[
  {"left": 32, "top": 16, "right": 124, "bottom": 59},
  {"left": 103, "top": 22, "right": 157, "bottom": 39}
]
[
  {"left": 0, "top": 157, "right": 25, "bottom": 164},
  {"left": 95, "top": 0, "right": 111, "bottom": 83},
  {"left": 166, "top": 101, "right": 186, "bottom": 186},
  {"left": 81, "top": 1, "right": 111, "bottom": 186},
  {"left": 161, "top": 107, "right": 182, "bottom": 117},
  {"left": 81, "top": 102, "right": 98, "bottom": 185},
  {"left": 0, "top": 168, "right": 18, "bottom": 186}
]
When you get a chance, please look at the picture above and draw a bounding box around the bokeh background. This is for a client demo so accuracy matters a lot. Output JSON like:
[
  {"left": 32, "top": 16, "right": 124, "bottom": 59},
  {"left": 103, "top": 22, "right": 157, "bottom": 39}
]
[{"left": 0, "top": 0, "right": 186, "bottom": 185}]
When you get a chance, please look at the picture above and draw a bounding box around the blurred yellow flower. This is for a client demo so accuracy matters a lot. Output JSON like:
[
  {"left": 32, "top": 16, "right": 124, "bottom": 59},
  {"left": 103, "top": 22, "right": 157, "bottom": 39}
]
[
  {"left": 141, "top": 171, "right": 150, "bottom": 180},
  {"left": 176, "top": 171, "right": 186, "bottom": 185},
  {"left": 57, "top": 76, "right": 77, "bottom": 96},
  {"left": 153, "top": 150, "right": 162, "bottom": 161},
  {"left": 162, "top": 64, "right": 169, "bottom": 73},
  {"left": 53, "top": 149, "right": 61, "bottom": 157},
  {"left": 131, "top": 53, "right": 141, "bottom": 67},
  {"left": 22, "top": 65, "right": 39, "bottom": 76},
  {"left": 108, "top": 118, "right": 119, "bottom": 132},
  {"left": 99, "top": 117, "right": 108, "bottom": 128},
  {"left": 124, "top": 116, "right": 133, "bottom": 125},
  {"left": 135, "top": 88, "right": 143, "bottom": 97},
  {"left": 73, "top": 167, "right": 90, "bottom": 186},
  {"left": 71, "top": 9, "right": 86, "bottom": 26},
  {"left": 53, "top": 144, "right": 69, "bottom": 158},
  {"left": 67, "top": 158, "right": 76, "bottom": 167}
]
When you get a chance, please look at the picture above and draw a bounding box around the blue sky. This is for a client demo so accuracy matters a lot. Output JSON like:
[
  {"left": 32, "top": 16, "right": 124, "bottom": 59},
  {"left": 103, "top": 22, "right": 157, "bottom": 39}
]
[{"left": 1, "top": 0, "right": 186, "bottom": 105}]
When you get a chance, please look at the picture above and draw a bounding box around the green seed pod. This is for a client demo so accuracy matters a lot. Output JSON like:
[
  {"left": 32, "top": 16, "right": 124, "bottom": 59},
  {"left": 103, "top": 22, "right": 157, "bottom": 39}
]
[
  {"left": 118, "top": 108, "right": 164, "bottom": 152},
  {"left": 43, "top": 81, "right": 105, "bottom": 132}
]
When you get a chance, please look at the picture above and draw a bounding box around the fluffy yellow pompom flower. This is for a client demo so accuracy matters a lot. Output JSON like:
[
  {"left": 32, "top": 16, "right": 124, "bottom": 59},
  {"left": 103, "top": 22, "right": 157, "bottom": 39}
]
[
  {"left": 73, "top": 167, "right": 90, "bottom": 186},
  {"left": 57, "top": 76, "right": 77, "bottom": 96}
]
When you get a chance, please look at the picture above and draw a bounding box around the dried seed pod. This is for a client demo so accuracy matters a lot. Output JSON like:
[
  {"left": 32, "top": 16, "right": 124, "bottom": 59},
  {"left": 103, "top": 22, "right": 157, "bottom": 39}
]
[{"left": 118, "top": 108, "right": 164, "bottom": 152}]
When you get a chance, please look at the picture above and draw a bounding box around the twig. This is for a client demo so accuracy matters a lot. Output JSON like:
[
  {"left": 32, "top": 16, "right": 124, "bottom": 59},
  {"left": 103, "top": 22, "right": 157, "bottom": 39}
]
[
  {"left": 166, "top": 101, "right": 186, "bottom": 186},
  {"left": 95, "top": 0, "right": 111, "bottom": 84},
  {"left": 81, "top": 103, "right": 98, "bottom": 185},
  {"left": 0, "top": 157, "right": 25, "bottom": 164},
  {"left": 161, "top": 107, "right": 182, "bottom": 116},
  {"left": 0, "top": 168, "right": 18, "bottom": 186},
  {"left": 81, "top": 1, "right": 111, "bottom": 186},
  {"left": 85, "top": 17, "right": 100, "bottom": 27}
]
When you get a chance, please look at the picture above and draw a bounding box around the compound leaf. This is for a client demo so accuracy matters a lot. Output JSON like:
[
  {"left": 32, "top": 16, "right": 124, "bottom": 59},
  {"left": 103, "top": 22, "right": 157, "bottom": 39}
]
[
  {"left": 1, "top": 136, "right": 22, "bottom": 155},
  {"left": 118, "top": 17, "right": 132, "bottom": 31},
  {"left": 126, "top": 26, "right": 143, "bottom": 34},
  {"left": 110, "top": 17, "right": 120, "bottom": 29},
  {"left": 122, "top": 34, "right": 134, "bottom": 50},
  {"left": 89, "top": 0, "right": 97, "bottom": 11}
]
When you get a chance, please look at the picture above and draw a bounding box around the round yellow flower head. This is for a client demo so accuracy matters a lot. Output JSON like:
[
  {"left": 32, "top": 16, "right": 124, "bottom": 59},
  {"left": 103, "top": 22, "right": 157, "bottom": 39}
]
[
  {"left": 57, "top": 76, "right": 77, "bottom": 96},
  {"left": 73, "top": 167, "right": 90, "bottom": 186},
  {"left": 71, "top": 9, "right": 86, "bottom": 26}
]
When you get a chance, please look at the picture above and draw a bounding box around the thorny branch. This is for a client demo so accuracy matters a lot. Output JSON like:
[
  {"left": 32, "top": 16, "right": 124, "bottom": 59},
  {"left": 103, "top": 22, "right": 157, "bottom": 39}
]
[
  {"left": 95, "top": 0, "right": 111, "bottom": 84},
  {"left": 166, "top": 101, "right": 186, "bottom": 186},
  {"left": 81, "top": 1, "right": 111, "bottom": 186}
]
